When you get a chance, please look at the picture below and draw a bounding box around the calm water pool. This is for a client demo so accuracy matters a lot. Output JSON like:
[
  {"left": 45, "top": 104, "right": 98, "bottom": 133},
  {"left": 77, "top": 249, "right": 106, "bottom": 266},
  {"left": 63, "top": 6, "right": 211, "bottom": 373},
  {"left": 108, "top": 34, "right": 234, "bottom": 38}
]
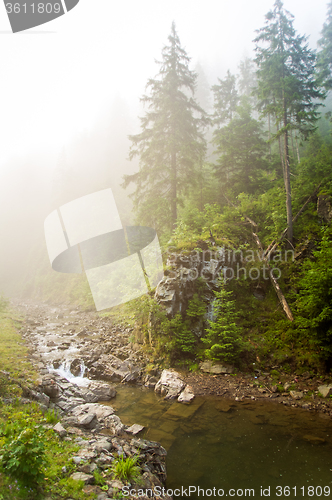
[{"left": 109, "top": 385, "right": 332, "bottom": 499}]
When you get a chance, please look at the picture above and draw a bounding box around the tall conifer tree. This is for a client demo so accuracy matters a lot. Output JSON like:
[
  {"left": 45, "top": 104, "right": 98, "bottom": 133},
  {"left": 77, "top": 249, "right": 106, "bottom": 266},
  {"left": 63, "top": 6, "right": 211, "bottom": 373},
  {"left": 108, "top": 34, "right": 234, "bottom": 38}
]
[
  {"left": 123, "top": 23, "right": 207, "bottom": 233},
  {"left": 254, "top": 0, "right": 323, "bottom": 244},
  {"left": 212, "top": 70, "right": 239, "bottom": 128},
  {"left": 317, "top": 1, "right": 332, "bottom": 90}
]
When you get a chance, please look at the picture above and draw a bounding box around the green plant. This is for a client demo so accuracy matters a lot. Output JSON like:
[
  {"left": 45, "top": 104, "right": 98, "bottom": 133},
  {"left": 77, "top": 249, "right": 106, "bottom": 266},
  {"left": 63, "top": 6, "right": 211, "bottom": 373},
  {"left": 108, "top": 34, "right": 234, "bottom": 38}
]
[
  {"left": 0, "top": 422, "right": 47, "bottom": 487},
  {"left": 93, "top": 469, "right": 106, "bottom": 486},
  {"left": 111, "top": 454, "right": 141, "bottom": 483},
  {"left": 202, "top": 282, "right": 246, "bottom": 364},
  {"left": 44, "top": 408, "right": 60, "bottom": 424}
]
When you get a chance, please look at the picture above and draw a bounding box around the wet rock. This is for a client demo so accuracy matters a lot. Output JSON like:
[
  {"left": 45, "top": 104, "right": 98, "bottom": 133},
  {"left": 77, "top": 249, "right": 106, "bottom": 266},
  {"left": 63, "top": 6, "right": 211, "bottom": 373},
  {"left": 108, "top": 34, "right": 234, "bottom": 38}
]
[
  {"left": 70, "top": 358, "right": 83, "bottom": 376},
  {"left": 178, "top": 385, "right": 195, "bottom": 403},
  {"left": 144, "top": 375, "right": 159, "bottom": 389},
  {"left": 155, "top": 369, "right": 185, "bottom": 398},
  {"left": 126, "top": 424, "right": 144, "bottom": 435},
  {"left": 71, "top": 472, "right": 94, "bottom": 484},
  {"left": 88, "top": 382, "right": 116, "bottom": 401},
  {"left": 53, "top": 422, "right": 67, "bottom": 438},
  {"left": 303, "top": 435, "right": 326, "bottom": 444}
]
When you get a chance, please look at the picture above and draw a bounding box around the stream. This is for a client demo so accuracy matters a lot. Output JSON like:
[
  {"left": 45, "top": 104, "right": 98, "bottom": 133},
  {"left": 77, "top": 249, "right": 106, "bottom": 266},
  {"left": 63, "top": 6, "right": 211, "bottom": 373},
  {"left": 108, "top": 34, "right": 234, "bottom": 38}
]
[
  {"left": 23, "top": 304, "right": 332, "bottom": 499},
  {"left": 53, "top": 365, "right": 332, "bottom": 499}
]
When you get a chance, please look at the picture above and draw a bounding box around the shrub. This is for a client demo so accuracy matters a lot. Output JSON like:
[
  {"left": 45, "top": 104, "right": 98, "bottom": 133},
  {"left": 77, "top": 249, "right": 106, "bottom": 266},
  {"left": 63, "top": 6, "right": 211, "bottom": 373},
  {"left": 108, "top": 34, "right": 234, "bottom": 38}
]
[{"left": 0, "top": 420, "right": 47, "bottom": 487}]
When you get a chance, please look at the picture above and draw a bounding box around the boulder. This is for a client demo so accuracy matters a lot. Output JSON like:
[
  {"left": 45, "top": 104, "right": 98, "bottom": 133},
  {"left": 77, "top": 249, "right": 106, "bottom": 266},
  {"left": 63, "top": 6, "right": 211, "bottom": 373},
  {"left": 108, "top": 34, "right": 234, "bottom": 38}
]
[
  {"left": 88, "top": 382, "right": 116, "bottom": 400},
  {"left": 155, "top": 369, "right": 185, "bottom": 398},
  {"left": 53, "top": 422, "right": 67, "bottom": 438},
  {"left": 290, "top": 391, "right": 303, "bottom": 400},
  {"left": 318, "top": 384, "right": 332, "bottom": 398},
  {"left": 71, "top": 472, "right": 94, "bottom": 484},
  {"left": 178, "top": 385, "right": 195, "bottom": 403},
  {"left": 93, "top": 440, "right": 112, "bottom": 453}
]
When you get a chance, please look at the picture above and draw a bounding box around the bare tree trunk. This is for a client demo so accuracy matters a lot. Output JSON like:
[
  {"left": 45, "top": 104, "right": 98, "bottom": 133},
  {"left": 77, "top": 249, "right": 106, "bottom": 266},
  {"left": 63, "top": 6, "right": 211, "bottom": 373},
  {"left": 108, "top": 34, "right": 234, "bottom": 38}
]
[{"left": 295, "top": 132, "right": 300, "bottom": 163}]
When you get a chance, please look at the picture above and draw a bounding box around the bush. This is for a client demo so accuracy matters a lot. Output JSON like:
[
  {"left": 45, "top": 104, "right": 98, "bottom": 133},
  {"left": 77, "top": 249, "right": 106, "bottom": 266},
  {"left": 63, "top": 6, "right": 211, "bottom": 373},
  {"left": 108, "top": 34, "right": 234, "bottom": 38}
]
[{"left": 0, "top": 419, "right": 47, "bottom": 487}]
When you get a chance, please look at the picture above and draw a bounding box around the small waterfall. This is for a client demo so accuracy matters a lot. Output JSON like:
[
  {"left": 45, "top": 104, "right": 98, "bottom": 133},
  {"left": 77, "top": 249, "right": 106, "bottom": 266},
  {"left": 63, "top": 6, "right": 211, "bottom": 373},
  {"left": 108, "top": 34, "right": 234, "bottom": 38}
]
[{"left": 48, "top": 360, "right": 90, "bottom": 387}]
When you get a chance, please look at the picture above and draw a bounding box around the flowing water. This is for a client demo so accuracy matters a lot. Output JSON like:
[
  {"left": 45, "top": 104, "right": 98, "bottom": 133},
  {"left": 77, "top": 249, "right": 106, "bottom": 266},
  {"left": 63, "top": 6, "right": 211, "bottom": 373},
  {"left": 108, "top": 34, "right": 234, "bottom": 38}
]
[{"left": 51, "top": 365, "right": 332, "bottom": 499}]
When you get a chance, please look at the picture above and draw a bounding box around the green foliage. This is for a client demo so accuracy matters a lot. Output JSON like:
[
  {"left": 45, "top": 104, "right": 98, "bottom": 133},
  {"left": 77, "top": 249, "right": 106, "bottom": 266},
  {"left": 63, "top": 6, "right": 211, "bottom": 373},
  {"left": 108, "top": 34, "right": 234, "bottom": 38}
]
[
  {"left": 43, "top": 408, "right": 60, "bottom": 425},
  {"left": 317, "top": 1, "right": 332, "bottom": 90},
  {"left": 212, "top": 69, "right": 239, "bottom": 126},
  {"left": 0, "top": 419, "right": 47, "bottom": 487},
  {"left": 213, "top": 97, "right": 269, "bottom": 195},
  {"left": 166, "top": 314, "right": 196, "bottom": 355},
  {"left": 111, "top": 454, "right": 141, "bottom": 483},
  {"left": 203, "top": 283, "right": 245, "bottom": 363},
  {"left": 187, "top": 293, "right": 206, "bottom": 319},
  {"left": 295, "top": 228, "right": 332, "bottom": 363}
]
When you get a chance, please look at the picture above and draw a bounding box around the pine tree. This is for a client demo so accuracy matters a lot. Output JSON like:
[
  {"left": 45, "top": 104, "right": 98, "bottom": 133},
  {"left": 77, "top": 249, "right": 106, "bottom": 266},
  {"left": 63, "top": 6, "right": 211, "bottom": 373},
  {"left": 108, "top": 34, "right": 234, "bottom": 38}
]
[
  {"left": 238, "top": 57, "right": 257, "bottom": 99},
  {"left": 317, "top": 1, "right": 332, "bottom": 90},
  {"left": 254, "top": 0, "right": 324, "bottom": 245},
  {"left": 202, "top": 282, "right": 244, "bottom": 364},
  {"left": 212, "top": 70, "right": 239, "bottom": 128},
  {"left": 123, "top": 23, "right": 207, "bottom": 233},
  {"left": 213, "top": 97, "right": 268, "bottom": 196}
]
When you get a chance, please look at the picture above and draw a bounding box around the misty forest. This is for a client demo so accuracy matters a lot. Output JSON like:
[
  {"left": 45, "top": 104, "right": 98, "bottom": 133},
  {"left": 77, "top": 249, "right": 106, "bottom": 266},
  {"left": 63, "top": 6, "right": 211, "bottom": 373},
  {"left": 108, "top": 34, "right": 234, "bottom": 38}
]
[{"left": 2, "top": 0, "right": 332, "bottom": 498}]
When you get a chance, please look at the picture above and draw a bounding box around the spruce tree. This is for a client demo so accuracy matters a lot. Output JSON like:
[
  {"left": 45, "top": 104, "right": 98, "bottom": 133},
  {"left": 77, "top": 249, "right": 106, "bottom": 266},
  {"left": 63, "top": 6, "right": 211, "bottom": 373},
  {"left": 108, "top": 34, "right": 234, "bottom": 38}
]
[
  {"left": 212, "top": 70, "right": 239, "bottom": 128},
  {"left": 123, "top": 23, "right": 207, "bottom": 233},
  {"left": 213, "top": 97, "right": 268, "bottom": 196},
  {"left": 317, "top": 1, "right": 332, "bottom": 90},
  {"left": 254, "top": 0, "right": 323, "bottom": 245}
]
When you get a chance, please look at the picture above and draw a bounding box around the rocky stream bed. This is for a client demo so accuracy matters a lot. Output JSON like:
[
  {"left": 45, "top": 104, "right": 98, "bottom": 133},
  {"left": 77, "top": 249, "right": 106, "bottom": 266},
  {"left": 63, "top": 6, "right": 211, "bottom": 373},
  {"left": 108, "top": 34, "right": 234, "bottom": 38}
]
[{"left": 9, "top": 301, "right": 332, "bottom": 498}]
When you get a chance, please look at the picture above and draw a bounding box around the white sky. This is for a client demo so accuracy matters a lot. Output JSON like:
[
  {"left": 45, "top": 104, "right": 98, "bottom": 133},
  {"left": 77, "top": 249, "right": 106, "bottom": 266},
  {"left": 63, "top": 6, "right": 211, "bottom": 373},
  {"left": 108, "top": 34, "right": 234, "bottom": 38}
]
[{"left": 0, "top": 0, "right": 329, "bottom": 173}]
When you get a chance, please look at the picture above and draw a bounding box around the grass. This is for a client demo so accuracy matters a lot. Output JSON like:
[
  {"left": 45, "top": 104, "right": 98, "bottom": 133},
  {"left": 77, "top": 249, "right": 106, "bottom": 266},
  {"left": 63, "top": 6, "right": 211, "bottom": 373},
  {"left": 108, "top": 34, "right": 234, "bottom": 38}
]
[
  {"left": 0, "top": 310, "right": 38, "bottom": 398},
  {"left": 111, "top": 454, "right": 141, "bottom": 483}
]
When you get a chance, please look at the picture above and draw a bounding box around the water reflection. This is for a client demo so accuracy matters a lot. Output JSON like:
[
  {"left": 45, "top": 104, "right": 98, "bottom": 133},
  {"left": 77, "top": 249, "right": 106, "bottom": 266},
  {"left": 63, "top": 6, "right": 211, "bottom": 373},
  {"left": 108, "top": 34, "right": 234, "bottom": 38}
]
[{"left": 110, "top": 386, "right": 332, "bottom": 498}]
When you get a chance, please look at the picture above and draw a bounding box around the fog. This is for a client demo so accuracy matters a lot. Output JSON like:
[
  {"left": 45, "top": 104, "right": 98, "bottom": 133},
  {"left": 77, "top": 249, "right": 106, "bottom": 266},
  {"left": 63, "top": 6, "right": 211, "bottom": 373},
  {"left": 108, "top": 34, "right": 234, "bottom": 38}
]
[{"left": 0, "top": 0, "right": 329, "bottom": 298}]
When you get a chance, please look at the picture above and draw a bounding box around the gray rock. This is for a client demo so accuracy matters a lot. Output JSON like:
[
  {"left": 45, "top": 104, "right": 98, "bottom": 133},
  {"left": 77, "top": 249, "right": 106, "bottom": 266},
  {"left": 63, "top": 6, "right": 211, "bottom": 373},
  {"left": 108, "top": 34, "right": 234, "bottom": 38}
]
[
  {"left": 318, "top": 384, "right": 332, "bottom": 398},
  {"left": 70, "top": 472, "right": 94, "bottom": 484},
  {"left": 78, "top": 413, "right": 97, "bottom": 429},
  {"left": 290, "top": 391, "right": 303, "bottom": 400},
  {"left": 53, "top": 422, "right": 67, "bottom": 438},
  {"left": 126, "top": 424, "right": 144, "bottom": 435},
  {"left": 88, "top": 382, "right": 116, "bottom": 401},
  {"left": 93, "top": 440, "right": 112, "bottom": 453},
  {"left": 155, "top": 369, "right": 185, "bottom": 398},
  {"left": 178, "top": 385, "right": 195, "bottom": 403}
]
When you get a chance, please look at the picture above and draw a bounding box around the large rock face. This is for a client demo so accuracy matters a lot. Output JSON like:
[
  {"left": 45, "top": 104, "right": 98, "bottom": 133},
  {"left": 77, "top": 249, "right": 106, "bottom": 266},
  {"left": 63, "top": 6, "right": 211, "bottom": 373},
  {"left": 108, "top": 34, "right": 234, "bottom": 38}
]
[{"left": 154, "top": 248, "right": 224, "bottom": 335}]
